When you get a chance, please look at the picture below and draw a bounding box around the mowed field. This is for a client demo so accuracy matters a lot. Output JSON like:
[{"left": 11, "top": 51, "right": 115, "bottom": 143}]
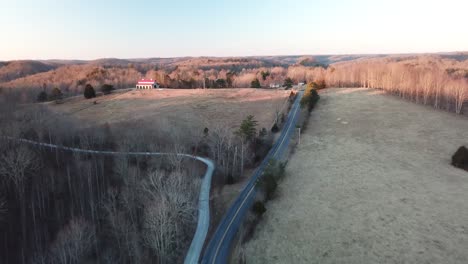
[
  {"left": 244, "top": 88, "right": 468, "bottom": 263},
  {"left": 47, "top": 88, "right": 290, "bottom": 135}
]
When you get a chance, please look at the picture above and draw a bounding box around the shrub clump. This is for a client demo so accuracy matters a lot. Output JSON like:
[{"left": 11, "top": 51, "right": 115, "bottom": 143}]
[
  {"left": 49, "top": 87, "right": 63, "bottom": 103},
  {"left": 251, "top": 201, "right": 266, "bottom": 216},
  {"left": 452, "top": 146, "right": 468, "bottom": 171},
  {"left": 37, "top": 91, "right": 48, "bottom": 102},
  {"left": 250, "top": 78, "right": 261, "bottom": 88},
  {"left": 257, "top": 159, "right": 287, "bottom": 201},
  {"left": 271, "top": 123, "right": 279, "bottom": 133},
  {"left": 300, "top": 83, "right": 320, "bottom": 111},
  {"left": 100, "top": 84, "right": 114, "bottom": 95}
]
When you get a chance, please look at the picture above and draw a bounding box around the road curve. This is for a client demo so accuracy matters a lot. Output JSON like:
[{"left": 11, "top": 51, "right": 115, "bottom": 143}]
[
  {"left": 5, "top": 137, "right": 213, "bottom": 264},
  {"left": 201, "top": 92, "right": 303, "bottom": 264}
]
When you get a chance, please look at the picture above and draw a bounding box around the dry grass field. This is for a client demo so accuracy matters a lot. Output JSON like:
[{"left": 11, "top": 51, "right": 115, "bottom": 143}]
[
  {"left": 46, "top": 88, "right": 290, "bottom": 136},
  {"left": 244, "top": 88, "right": 468, "bottom": 264}
]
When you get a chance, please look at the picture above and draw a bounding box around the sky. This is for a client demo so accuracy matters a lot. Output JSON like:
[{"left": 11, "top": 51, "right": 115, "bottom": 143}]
[{"left": 0, "top": 0, "right": 467, "bottom": 60}]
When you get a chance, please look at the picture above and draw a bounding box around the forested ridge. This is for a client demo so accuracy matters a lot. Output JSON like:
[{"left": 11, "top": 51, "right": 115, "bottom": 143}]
[{"left": 1, "top": 54, "right": 466, "bottom": 114}]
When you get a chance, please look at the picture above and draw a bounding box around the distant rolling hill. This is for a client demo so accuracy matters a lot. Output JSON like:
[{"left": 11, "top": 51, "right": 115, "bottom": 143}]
[
  {"left": 1, "top": 53, "right": 466, "bottom": 99},
  {"left": 0, "top": 55, "right": 381, "bottom": 87},
  {"left": 0, "top": 60, "right": 58, "bottom": 83}
]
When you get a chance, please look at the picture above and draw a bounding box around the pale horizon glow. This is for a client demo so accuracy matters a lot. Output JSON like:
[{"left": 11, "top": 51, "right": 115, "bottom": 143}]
[{"left": 1, "top": 0, "right": 467, "bottom": 61}]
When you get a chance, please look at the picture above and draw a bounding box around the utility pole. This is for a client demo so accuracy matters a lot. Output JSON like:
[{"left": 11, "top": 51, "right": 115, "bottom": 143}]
[{"left": 297, "top": 127, "right": 301, "bottom": 145}]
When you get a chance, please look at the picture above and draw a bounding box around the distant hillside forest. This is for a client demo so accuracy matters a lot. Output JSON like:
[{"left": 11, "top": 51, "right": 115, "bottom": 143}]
[{"left": 0, "top": 53, "right": 467, "bottom": 113}]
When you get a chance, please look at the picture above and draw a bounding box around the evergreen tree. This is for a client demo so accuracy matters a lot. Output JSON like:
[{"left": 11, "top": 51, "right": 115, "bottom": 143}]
[
  {"left": 236, "top": 115, "right": 258, "bottom": 141},
  {"left": 84, "top": 84, "right": 96, "bottom": 99},
  {"left": 250, "top": 78, "right": 261, "bottom": 88},
  {"left": 283, "top": 77, "right": 294, "bottom": 88}
]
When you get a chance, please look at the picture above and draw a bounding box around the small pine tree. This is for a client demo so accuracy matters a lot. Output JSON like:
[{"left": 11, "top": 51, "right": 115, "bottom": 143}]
[
  {"left": 283, "top": 77, "right": 294, "bottom": 88},
  {"left": 250, "top": 78, "right": 261, "bottom": 88},
  {"left": 84, "top": 84, "right": 96, "bottom": 99},
  {"left": 236, "top": 115, "right": 258, "bottom": 141}
]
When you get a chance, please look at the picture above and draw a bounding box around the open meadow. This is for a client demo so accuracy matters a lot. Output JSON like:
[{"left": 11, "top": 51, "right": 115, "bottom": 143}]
[
  {"left": 244, "top": 88, "right": 468, "bottom": 264},
  {"left": 46, "top": 88, "right": 290, "bottom": 139}
]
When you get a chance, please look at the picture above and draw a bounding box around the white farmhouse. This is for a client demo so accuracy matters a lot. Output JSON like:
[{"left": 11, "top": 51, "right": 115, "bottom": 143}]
[{"left": 136, "top": 79, "right": 160, "bottom": 89}]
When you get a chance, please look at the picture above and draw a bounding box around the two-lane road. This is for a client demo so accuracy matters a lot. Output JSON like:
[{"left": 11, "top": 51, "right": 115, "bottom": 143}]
[{"left": 201, "top": 91, "right": 303, "bottom": 264}]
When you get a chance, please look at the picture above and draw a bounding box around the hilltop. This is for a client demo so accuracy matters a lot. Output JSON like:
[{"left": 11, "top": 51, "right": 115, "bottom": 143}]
[{"left": 0, "top": 60, "right": 58, "bottom": 83}]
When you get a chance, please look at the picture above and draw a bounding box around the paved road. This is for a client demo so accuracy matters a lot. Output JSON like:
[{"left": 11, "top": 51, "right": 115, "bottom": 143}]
[
  {"left": 6, "top": 137, "right": 213, "bottom": 264},
  {"left": 201, "top": 91, "right": 303, "bottom": 264}
]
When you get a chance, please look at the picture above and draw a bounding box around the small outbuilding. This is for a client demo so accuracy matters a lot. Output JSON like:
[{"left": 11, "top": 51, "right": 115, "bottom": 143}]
[{"left": 136, "top": 79, "right": 160, "bottom": 89}]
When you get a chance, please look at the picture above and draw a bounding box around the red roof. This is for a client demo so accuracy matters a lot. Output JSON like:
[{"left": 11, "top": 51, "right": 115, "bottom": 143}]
[{"left": 137, "top": 79, "right": 156, "bottom": 84}]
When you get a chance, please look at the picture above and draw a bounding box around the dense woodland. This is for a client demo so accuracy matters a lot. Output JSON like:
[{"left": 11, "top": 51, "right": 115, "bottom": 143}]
[
  {"left": 0, "top": 99, "right": 205, "bottom": 263},
  {"left": 0, "top": 87, "right": 284, "bottom": 263},
  {"left": 0, "top": 100, "right": 205, "bottom": 264}
]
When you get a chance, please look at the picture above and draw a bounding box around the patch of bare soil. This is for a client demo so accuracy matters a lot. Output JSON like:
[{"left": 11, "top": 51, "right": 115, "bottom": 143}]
[{"left": 244, "top": 88, "right": 468, "bottom": 263}]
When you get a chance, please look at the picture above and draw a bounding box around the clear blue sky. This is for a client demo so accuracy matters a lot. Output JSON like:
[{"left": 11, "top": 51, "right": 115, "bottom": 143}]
[{"left": 1, "top": 0, "right": 467, "bottom": 60}]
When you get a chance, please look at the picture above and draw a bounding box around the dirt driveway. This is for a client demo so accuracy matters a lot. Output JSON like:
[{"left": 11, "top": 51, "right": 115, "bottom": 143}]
[{"left": 244, "top": 88, "right": 468, "bottom": 263}]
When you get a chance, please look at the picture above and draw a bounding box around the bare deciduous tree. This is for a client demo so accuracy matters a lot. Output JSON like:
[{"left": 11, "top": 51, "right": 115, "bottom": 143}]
[
  {"left": 48, "top": 218, "right": 95, "bottom": 264},
  {"left": 0, "top": 195, "right": 5, "bottom": 221},
  {"left": 141, "top": 170, "right": 199, "bottom": 263},
  {"left": 0, "top": 145, "right": 40, "bottom": 191}
]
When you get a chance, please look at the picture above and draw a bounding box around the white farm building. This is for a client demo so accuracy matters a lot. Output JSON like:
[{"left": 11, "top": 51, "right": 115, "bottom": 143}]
[{"left": 136, "top": 79, "right": 160, "bottom": 89}]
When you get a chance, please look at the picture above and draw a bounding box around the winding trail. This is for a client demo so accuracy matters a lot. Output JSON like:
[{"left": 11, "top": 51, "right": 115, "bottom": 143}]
[{"left": 6, "top": 137, "right": 213, "bottom": 264}]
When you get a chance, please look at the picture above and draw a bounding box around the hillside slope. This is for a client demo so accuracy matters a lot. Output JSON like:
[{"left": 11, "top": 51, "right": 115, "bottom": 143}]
[{"left": 0, "top": 60, "right": 57, "bottom": 82}]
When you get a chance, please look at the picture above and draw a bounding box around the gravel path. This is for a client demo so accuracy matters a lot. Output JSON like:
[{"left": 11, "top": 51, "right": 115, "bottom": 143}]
[{"left": 244, "top": 88, "right": 468, "bottom": 264}]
